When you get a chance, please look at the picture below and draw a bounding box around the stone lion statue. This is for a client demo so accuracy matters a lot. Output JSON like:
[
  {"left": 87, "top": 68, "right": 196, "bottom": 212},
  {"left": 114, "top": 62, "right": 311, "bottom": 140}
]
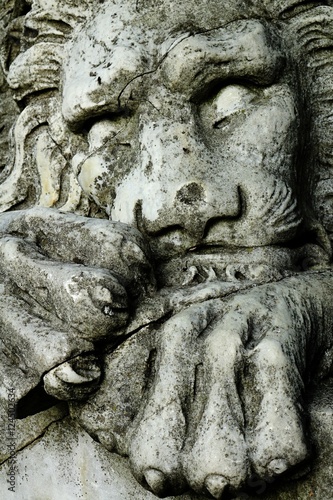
[{"left": 1, "top": 0, "right": 333, "bottom": 498}]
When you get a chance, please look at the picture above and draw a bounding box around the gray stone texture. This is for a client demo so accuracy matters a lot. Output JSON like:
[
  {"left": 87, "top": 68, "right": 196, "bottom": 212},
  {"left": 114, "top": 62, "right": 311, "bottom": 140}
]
[{"left": 1, "top": 1, "right": 333, "bottom": 499}]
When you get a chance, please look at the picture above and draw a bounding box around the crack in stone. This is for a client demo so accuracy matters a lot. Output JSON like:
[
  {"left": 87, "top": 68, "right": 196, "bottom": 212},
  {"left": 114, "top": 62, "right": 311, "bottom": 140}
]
[{"left": 0, "top": 410, "right": 69, "bottom": 466}]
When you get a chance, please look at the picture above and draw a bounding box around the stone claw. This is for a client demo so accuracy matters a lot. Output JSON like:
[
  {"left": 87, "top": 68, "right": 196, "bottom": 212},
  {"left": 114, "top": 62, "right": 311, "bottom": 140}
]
[
  {"left": 144, "top": 469, "right": 167, "bottom": 496},
  {"left": 267, "top": 459, "right": 289, "bottom": 476},
  {"left": 204, "top": 474, "right": 228, "bottom": 499},
  {"left": 43, "top": 355, "right": 101, "bottom": 400}
]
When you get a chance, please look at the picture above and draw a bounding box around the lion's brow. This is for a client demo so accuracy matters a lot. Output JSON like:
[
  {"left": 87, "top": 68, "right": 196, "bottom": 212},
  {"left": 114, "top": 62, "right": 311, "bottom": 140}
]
[{"left": 161, "top": 20, "right": 285, "bottom": 96}]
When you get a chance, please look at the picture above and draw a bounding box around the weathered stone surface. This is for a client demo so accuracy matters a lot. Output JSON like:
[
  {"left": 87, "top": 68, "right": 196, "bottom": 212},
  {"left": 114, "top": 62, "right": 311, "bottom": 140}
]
[
  {"left": 0, "top": 402, "right": 68, "bottom": 463},
  {"left": 1, "top": 1, "right": 333, "bottom": 499},
  {"left": 0, "top": 391, "right": 332, "bottom": 499},
  {"left": 0, "top": 417, "right": 207, "bottom": 500},
  {"left": 0, "top": 1, "right": 19, "bottom": 184}
]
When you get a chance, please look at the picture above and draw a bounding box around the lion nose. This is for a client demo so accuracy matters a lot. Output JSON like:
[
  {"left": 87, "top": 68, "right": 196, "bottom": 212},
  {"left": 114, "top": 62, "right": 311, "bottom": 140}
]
[
  {"left": 170, "top": 181, "right": 242, "bottom": 239},
  {"left": 175, "top": 183, "right": 205, "bottom": 205}
]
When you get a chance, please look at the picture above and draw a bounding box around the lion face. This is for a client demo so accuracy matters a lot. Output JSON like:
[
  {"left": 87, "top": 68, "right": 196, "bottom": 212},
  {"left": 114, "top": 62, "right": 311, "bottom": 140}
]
[
  {"left": 62, "top": 3, "right": 302, "bottom": 266},
  {"left": 3, "top": 0, "right": 333, "bottom": 273}
]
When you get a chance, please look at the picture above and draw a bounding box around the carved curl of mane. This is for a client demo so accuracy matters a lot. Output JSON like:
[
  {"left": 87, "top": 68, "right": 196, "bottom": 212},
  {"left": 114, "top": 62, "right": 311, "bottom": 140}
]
[
  {"left": 1, "top": 0, "right": 333, "bottom": 253},
  {"left": 0, "top": 0, "right": 91, "bottom": 214}
]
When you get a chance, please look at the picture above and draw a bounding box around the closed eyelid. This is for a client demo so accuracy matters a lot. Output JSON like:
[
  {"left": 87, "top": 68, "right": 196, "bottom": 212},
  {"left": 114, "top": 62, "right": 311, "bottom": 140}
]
[
  {"left": 194, "top": 83, "right": 257, "bottom": 132},
  {"left": 212, "top": 86, "right": 258, "bottom": 117},
  {"left": 161, "top": 19, "right": 285, "bottom": 97}
]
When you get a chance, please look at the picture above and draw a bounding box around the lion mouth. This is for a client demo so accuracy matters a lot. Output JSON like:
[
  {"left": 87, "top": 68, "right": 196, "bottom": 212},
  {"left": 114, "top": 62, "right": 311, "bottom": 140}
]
[{"left": 155, "top": 243, "right": 329, "bottom": 287}]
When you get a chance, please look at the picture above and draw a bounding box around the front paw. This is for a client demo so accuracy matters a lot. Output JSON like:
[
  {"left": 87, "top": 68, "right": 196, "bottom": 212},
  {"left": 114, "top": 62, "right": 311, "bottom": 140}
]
[
  {"left": 0, "top": 207, "right": 155, "bottom": 405},
  {"left": 71, "top": 282, "right": 318, "bottom": 498}
]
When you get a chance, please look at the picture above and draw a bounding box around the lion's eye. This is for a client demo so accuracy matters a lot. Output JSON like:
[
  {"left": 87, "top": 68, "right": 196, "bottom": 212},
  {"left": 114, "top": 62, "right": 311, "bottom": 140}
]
[{"left": 206, "top": 84, "right": 258, "bottom": 129}]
